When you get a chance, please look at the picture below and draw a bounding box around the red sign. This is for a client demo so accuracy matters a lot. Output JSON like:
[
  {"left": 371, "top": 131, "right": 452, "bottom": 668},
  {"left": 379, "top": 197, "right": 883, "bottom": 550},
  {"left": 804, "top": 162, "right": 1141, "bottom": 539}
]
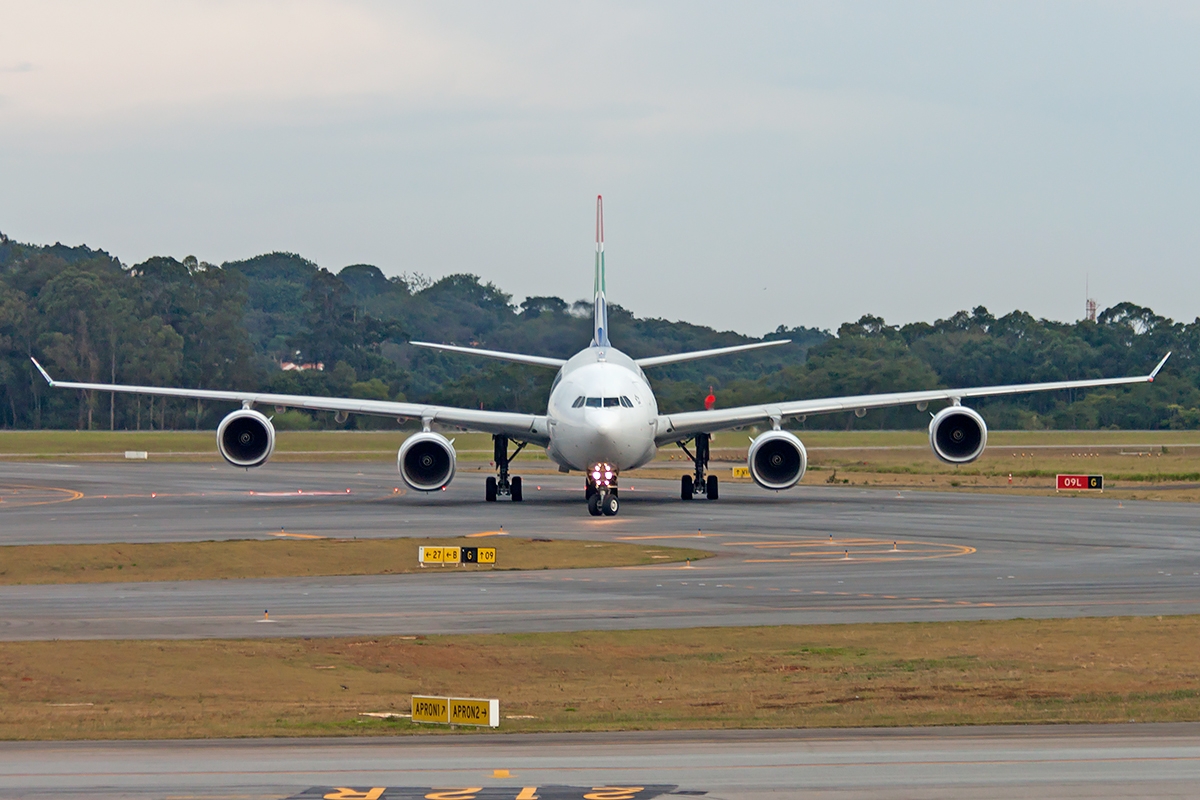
[{"left": 1056, "top": 474, "right": 1103, "bottom": 491}]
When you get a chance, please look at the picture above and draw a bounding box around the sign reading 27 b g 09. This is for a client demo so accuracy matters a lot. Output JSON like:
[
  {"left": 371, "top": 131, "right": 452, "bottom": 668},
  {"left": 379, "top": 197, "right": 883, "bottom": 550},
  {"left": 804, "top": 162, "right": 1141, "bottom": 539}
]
[{"left": 1056, "top": 474, "right": 1103, "bottom": 491}]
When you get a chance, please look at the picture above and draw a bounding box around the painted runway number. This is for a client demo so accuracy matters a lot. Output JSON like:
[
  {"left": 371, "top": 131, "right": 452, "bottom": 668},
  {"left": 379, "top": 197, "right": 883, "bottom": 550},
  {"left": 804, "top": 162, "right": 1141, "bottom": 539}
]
[{"left": 299, "top": 787, "right": 679, "bottom": 800}]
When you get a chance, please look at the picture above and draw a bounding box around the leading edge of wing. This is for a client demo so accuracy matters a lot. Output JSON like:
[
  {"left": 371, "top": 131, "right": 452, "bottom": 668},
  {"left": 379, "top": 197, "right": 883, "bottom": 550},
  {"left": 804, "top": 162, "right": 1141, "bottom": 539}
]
[
  {"left": 29, "top": 358, "right": 550, "bottom": 442},
  {"left": 634, "top": 339, "right": 790, "bottom": 368},
  {"left": 656, "top": 353, "right": 1171, "bottom": 443},
  {"left": 409, "top": 341, "right": 566, "bottom": 368}
]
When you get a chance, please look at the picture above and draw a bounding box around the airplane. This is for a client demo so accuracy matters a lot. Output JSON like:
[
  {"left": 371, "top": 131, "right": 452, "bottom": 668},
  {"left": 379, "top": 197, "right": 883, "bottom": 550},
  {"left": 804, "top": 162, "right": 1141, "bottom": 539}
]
[{"left": 32, "top": 196, "right": 1171, "bottom": 517}]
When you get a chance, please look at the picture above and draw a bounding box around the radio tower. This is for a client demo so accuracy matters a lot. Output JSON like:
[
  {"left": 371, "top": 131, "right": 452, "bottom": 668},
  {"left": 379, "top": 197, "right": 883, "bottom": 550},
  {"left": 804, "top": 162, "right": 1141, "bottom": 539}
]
[{"left": 1085, "top": 275, "right": 1097, "bottom": 322}]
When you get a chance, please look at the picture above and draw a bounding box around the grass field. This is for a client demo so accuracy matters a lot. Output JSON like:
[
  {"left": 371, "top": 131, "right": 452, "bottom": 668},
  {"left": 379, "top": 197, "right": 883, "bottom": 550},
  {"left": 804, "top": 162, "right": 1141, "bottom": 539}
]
[
  {"left": 4, "top": 616, "right": 1200, "bottom": 740},
  {"left": 0, "top": 537, "right": 710, "bottom": 586}
]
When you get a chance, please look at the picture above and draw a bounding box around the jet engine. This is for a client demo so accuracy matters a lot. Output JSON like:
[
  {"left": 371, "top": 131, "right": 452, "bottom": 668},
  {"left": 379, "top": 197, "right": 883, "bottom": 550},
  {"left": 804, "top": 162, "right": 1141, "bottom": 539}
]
[
  {"left": 747, "top": 430, "right": 807, "bottom": 490},
  {"left": 216, "top": 408, "right": 276, "bottom": 468},
  {"left": 398, "top": 431, "right": 457, "bottom": 491},
  {"left": 929, "top": 405, "right": 987, "bottom": 464}
]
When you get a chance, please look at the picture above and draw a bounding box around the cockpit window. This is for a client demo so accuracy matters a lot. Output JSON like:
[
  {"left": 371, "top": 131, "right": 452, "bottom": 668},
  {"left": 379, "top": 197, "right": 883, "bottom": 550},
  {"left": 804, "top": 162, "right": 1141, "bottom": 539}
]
[
  {"left": 585, "top": 397, "right": 602, "bottom": 408},
  {"left": 603, "top": 397, "right": 621, "bottom": 407},
  {"left": 619, "top": 396, "right": 633, "bottom": 408},
  {"left": 572, "top": 396, "right": 586, "bottom": 408}
]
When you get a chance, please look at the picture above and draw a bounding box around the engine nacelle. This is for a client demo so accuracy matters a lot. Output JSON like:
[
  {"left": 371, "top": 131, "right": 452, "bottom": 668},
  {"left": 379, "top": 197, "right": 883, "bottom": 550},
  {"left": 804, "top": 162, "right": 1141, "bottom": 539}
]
[
  {"left": 929, "top": 405, "right": 987, "bottom": 464},
  {"left": 747, "top": 430, "right": 807, "bottom": 490},
  {"left": 216, "top": 408, "right": 276, "bottom": 468},
  {"left": 398, "top": 431, "right": 457, "bottom": 491}
]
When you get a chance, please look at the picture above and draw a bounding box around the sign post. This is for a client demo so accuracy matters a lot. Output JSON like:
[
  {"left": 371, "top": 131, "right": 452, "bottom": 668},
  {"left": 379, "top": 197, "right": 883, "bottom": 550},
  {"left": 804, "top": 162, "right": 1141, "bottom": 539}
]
[{"left": 1056, "top": 474, "right": 1103, "bottom": 492}]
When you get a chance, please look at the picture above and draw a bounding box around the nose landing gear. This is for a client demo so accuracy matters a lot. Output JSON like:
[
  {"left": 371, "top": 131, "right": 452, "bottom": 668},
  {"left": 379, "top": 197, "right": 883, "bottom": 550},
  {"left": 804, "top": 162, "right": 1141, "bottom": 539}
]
[
  {"left": 679, "top": 433, "right": 718, "bottom": 501},
  {"left": 585, "top": 463, "right": 619, "bottom": 516},
  {"left": 486, "top": 434, "right": 526, "bottom": 502}
]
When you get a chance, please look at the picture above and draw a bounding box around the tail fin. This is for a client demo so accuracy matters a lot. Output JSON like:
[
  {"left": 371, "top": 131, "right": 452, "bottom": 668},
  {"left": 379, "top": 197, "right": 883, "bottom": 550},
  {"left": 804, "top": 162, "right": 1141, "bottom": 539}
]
[{"left": 593, "top": 194, "right": 609, "bottom": 347}]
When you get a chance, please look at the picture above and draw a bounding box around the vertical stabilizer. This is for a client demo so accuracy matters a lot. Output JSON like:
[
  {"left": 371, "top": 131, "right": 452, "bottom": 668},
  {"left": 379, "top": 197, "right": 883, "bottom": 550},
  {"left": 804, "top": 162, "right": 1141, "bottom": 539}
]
[{"left": 593, "top": 195, "right": 610, "bottom": 347}]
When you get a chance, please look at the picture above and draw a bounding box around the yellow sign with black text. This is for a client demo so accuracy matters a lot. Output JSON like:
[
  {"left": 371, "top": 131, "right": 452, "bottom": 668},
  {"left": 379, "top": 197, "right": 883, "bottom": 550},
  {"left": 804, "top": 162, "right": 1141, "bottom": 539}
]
[
  {"left": 731, "top": 466, "right": 750, "bottom": 478},
  {"left": 411, "top": 696, "right": 498, "bottom": 727},
  {"left": 449, "top": 697, "right": 499, "bottom": 727},
  {"left": 417, "top": 547, "right": 444, "bottom": 564},
  {"left": 411, "top": 695, "right": 448, "bottom": 723},
  {"left": 478, "top": 547, "right": 496, "bottom": 564}
]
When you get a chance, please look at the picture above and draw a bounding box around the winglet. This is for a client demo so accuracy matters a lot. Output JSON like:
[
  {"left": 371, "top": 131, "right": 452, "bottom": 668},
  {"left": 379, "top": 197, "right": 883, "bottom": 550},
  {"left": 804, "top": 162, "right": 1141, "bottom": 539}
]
[
  {"left": 30, "top": 357, "right": 54, "bottom": 386},
  {"left": 1148, "top": 352, "right": 1171, "bottom": 382}
]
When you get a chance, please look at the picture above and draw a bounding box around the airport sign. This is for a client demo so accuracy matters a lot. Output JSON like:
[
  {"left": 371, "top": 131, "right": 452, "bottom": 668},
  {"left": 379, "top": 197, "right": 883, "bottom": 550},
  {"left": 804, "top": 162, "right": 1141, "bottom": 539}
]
[
  {"left": 1056, "top": 474, "right": 1103, "bottom": 491},
  {"left": 731, "top": 466, "right": 750, "bottom": 478},
  {"left": 449, "top": 697, "right": 499, "bottom": 726},
  {"left": 410, "top": 695, "right": 448, "bottom": 724},
  {"left": 411, "top": 695, "right": 499, "bottom": 727},
  {"left": 419, "top": 546, "right": 496, "bottom": 565}
]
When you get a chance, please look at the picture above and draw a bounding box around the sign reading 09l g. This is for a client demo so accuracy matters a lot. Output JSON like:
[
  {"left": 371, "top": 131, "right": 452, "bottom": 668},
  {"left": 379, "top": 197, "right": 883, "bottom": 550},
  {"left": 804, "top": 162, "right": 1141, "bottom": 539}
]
[{"left": 1056, "top": 474, "right": 1103, "bottom": 491}]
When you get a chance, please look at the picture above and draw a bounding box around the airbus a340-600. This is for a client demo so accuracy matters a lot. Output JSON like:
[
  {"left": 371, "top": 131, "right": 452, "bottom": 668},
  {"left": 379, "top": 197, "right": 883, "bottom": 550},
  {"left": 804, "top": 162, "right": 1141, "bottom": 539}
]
[{"left": 33, "top": 197, "right": 1170, "bottom": 516}]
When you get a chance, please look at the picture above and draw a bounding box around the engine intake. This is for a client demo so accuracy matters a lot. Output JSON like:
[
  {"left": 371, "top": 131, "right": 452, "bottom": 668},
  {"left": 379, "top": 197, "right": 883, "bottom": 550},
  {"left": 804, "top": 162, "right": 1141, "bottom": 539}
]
[
  {"left": 217, "top": 409, "right": 276, "bottom": 468},
  {"left": 398, "top": 431, "right": 457, "bottom": 491},
  {"left": 929, "top": 405, "right": 987, "bottom": 464},
  {"left": 748, "top": 430, "right": 807, "bottom": 490}
]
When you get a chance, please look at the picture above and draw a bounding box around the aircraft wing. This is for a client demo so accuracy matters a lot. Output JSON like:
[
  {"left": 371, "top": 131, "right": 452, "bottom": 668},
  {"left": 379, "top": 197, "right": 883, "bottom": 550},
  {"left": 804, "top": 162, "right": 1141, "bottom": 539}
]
[
  {"left": 30, "top": 359, "right": 550, "bottom": 445},
  {"left": 655, "top": 353, "right": 1172, "bottom": 445},
  {"left": 409, "top": 341, "right": 566, "bottom": 368},
  {"left": 635, "top": 339, "right": 790, "bottom": 368}
]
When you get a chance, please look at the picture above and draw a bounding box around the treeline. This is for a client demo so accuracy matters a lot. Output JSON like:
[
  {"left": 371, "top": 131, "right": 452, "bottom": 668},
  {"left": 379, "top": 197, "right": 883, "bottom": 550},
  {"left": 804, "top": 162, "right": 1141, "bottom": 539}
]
[{"left": 0, "top": 232, "right": 1195, "bottom": 431}]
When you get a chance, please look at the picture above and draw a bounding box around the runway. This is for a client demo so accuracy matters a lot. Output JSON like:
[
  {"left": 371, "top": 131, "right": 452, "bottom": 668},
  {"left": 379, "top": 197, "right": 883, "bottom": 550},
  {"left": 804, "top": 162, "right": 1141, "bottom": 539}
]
[
  {"left": 3, "top": 724, "right": 1200, "bottom": 798},
  {"left": 1, "top": 461, "right": 1199, "bottom": 640}
]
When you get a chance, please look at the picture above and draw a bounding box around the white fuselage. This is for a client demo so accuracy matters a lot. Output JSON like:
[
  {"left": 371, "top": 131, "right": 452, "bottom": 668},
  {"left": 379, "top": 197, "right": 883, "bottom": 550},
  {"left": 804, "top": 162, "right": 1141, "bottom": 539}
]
[{"left": 544, "top": 346, "right": 659, "bottom": 472}]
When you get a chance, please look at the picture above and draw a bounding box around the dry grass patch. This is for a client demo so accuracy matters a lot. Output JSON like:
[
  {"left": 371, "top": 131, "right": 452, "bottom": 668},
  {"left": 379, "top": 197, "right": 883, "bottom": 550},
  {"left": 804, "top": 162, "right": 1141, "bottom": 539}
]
[
  {"left": 0, "top": 537, "right": 710, "bottom": 586},
  {"left": 3, "top": 616, "right": 1200, "bottom": 739}
]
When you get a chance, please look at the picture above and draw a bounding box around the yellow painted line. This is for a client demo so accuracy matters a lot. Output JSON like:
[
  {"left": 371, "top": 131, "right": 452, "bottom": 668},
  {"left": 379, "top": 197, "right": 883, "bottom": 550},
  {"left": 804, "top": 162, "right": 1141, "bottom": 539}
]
[
  {"left": 270, "top": 531, "right": 325, "bottom": 540},
  {"left": 725, "top": 538, "right": 902, "bottom": 547},
  {"left": 0, "top": 485, "right": 84, "bottom": 507},
  {"left": 616, "top": 534, "right": 721, "bottom": 540},
  {"left": 466, "top": 531, "right": 508, "bottom": 538}
]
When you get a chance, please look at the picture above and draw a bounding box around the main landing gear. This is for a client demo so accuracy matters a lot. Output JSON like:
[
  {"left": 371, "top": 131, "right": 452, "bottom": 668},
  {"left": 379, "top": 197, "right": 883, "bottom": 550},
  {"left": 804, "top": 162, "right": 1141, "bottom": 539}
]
[
  {"left": 679, "top": 432, "right": 718, "bottom": 501},
  {"left": 485, "top": 434, "right": 526, "bottom": 502},
  {"left": 585, "top": 462, "right": 619, "bottom": 516}
]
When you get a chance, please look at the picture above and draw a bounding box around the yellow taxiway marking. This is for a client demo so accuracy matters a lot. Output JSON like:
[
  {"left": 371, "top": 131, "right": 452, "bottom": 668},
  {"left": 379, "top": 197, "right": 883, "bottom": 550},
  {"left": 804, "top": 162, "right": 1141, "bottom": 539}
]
[
  {"left": 616, "top": 533, "right": 721, "bottom": 540},
  {"left": 0, "top": 484, "right": 84, "bottom": 507},
  {"left": 270, "top": 531, "right": 325, "bottom": 540},
  {"left": 466, "top": 531, "right": 508, "bottom": 537},
  {"left": 733, "top": 537, "right": 975, "bottom": 564}
]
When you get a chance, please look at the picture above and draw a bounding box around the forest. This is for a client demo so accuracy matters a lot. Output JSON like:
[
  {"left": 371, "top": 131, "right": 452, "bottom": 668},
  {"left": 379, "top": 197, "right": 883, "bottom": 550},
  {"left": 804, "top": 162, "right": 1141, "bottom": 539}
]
[{"left": 0, "top": 231, "right": 1196, "bottom": 432}]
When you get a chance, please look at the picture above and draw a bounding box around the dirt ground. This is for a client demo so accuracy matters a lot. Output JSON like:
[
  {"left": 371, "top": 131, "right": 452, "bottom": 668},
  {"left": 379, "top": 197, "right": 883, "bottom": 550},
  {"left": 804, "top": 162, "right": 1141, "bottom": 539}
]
[
  {"left": 3, "top": 616, "right": 1199, "bottom": 739},
  {"left": 0, "top": 537, "right": 710, "bottom": 585}
]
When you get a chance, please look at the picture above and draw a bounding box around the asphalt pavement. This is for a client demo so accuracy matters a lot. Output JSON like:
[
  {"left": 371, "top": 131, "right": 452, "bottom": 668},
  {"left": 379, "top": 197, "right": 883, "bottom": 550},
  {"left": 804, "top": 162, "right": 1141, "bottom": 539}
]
[
  {"left": 0, "top": 461, "right": 1198, "bottom": 639},
  {"left": 3, "top": 724, "right": 1200, "bottom": 799}
]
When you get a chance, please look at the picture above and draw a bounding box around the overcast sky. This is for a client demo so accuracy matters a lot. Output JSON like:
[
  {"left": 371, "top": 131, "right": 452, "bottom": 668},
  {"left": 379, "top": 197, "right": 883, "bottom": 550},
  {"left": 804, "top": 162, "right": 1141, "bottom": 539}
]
[{"left": 1, "top": 1, "right": 1197, "bottom": 335}]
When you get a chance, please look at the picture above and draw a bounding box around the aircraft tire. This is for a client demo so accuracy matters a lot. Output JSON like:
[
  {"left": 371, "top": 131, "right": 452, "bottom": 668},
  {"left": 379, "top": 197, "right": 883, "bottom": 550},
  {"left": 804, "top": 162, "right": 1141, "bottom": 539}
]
[
  {"left": 706, "top": 475, "right": 718, "bottom": 500},
  {"left": 485, "top": 476, "right": 497, "bottom": 502},
  {"left": 681, "top": 474, "right": 693, "bottom": 500},
  {"left": 602, "top": 492, "right": 619, "bottom": 516},
  {"left": 511, "top": 476, "right": 523, "bottom": 502},
  {"left": 587, "top": 492, "right": 602, "bottom": 516}
]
